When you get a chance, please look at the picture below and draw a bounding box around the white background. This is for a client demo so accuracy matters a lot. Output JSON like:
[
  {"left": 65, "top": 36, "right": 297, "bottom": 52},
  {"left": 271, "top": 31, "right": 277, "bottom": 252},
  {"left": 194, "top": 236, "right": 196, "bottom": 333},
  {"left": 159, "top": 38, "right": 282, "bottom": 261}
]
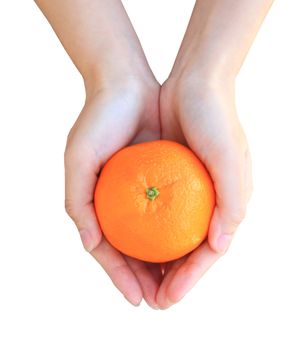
[{"left": 0, "top": 0, "right": 304, "bottom": 349}]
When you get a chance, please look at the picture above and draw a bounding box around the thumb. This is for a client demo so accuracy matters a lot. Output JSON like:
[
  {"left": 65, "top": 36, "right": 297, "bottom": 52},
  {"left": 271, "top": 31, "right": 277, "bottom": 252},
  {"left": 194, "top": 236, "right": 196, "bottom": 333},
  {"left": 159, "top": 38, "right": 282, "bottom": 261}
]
[
  {"left": 207, "top": 150, "right": 248, "bottom": 254},
  {"left": 64, "top": 145, "right": 102, "bottom": 252}
]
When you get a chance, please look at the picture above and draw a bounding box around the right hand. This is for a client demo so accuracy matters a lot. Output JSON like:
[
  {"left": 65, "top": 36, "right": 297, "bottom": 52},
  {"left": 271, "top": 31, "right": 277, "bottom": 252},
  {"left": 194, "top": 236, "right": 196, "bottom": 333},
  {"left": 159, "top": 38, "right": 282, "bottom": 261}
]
[
  {"left": 156, "top": 72, "right": 252, "bottom": 308},
  {"left": 64, "top": 77, "right": 161, "bottom": 308}
]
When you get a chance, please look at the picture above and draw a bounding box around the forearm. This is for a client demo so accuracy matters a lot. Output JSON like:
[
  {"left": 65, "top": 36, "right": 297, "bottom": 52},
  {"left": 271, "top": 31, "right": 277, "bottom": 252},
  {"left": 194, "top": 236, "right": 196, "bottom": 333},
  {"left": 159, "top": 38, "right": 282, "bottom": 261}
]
[
  {"left": 34, "top": 0, "right": 153, "bottom": 95},
  {"left": 170, "top": 0, "right": 274, "bottom": 82}
]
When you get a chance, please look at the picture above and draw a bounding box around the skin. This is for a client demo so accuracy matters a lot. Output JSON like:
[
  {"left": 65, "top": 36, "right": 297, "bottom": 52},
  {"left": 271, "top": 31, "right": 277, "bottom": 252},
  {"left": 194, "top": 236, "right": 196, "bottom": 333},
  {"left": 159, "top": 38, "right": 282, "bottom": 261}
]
[
  {"left": 35, "top": 0, "right": 273, "bottom": 309},
  {"left": 156, "top": 0, "right": 274, "bottom": 309}
]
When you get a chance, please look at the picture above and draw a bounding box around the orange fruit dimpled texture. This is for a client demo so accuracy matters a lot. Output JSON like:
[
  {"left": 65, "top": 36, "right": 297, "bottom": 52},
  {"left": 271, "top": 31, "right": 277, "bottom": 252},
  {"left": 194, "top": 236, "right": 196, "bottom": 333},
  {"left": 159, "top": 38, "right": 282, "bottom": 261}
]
[{"left": 94, "top": 140, "right": 216, "bottom": 263}]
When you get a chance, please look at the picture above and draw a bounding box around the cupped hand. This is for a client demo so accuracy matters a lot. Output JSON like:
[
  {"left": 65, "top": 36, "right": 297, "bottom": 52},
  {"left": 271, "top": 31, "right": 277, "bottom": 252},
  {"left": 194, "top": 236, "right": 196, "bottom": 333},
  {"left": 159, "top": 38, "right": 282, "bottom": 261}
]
[
  {"left": 157, "top": 73, "right": 253, "bottom": 308},
  {"left": 64, "top": 77, "right": 162, "bottom": 308}
]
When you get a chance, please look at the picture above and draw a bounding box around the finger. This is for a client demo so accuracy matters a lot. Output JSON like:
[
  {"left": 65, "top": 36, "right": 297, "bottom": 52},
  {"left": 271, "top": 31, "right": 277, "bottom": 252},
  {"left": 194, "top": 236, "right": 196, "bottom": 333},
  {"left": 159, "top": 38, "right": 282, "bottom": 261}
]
[
  {"left": 156, "top": 256, "right": 188, "bottom": 309},
  {"left": 65, "top": 145, "right": 102, "bottom": 252},
  {"left": 125, "top": 257, "right": 161, "bottom": 309},
  {"left": 165, "top": 241, "right": 221, "bottom": 306},
  {"left": 147, "top": 263, "right": 163, "bottom": 285},
  {"left": 206, "top": 147, "right": 248, "bottom": 253},
  {"left": 91, "top": 239, "right": 143, "bottom": 306}
]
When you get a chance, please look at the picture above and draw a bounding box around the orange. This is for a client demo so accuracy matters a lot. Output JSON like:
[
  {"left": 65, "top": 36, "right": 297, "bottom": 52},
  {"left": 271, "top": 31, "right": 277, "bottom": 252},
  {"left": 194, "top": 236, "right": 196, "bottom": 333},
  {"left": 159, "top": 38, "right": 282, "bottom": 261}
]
[{"left": 94, "top": 140, "right": 215, "bottom": 263}]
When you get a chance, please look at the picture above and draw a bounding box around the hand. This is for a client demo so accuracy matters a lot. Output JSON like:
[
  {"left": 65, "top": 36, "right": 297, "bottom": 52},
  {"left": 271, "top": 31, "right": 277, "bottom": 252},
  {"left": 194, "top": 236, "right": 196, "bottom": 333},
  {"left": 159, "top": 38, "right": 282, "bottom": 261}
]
[
  {"left": 37, "top": 0, "right": 266, "bottom": 310},
  {"left": 64, "top": 76, "right": 162, "bottom": 308},
  {"left": 156, "top": 72, "right": 253, "bottom": 309}
]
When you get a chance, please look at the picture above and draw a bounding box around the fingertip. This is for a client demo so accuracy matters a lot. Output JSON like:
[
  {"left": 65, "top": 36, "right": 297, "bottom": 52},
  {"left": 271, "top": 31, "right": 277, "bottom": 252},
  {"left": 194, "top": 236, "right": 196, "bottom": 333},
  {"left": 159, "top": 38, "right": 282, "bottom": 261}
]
[
  {"left": 155, "top": 257, "right": 187, "bottom": 309},
  {"left": 165, "top": 243, "right": 222, "bottom": 306},
  {"left": 208, "top": 223, "right": 233, "bottom": 254},
  {"left": 124, "top": 258, "right": 161, "bottom": 310},
  {"left": 208, "top": 207, "right": 238, "bottom": 254},
  {"left": 124, "top": 294, "right": 143, "bottom": 307},
  {"left": 166, "top": 284, "right": 185, "bottom": 306},
  {"left": 156, "top": 292, "right": 174, "bottom": 310},
  {"left": 69, "top": 203, "right": 103, "bottom": 252},
  {"left": 80, "top": 228, "right": 102, "bottom": 252},
  {"left": 208, "top": 207, "right": 223, "bottom": 253},
  {"left": 157, "top": 273, "right": 188, "bottom": 309},
  {"left": 121, "top": 276, "right": 143, "bottom": 307},
  {"left": 166, "top": 264, "right": 200, "bottom": 306},
  {"left": 215, "top": 234, "right": 233, "bottom": 254}
]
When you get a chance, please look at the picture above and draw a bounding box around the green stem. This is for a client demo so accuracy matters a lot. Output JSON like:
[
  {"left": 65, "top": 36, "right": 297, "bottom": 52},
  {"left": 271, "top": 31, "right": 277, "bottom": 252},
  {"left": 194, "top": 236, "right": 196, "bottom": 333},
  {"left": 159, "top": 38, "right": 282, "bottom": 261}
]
[{"left": 146, "top": 187, "right": 159, "bottom": 201}]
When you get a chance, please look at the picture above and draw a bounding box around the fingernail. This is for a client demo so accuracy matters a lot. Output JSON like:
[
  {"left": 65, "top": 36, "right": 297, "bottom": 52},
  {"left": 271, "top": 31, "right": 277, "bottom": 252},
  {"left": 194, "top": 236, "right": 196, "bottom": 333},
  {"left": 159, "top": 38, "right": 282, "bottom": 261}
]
[
  {"left": 216, "top": 234, "right": 232, "bottom": 253},
  {"left": 148, "top": 303, "right": 159, "bottom": 310},
  {"left": 79, "top": 229, "right": 95, "bottom": 252},
  {"left": 124, "top": 295, "right": 142, "bottom": 307}
]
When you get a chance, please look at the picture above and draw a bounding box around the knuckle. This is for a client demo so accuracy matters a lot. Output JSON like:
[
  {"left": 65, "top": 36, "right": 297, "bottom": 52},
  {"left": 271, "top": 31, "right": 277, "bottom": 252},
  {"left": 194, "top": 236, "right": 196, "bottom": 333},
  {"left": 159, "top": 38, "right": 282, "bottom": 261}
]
[
  {"left": 230, "top": 207, "right": 246, "bottom": 226},
  {"left": 218, "top": 147, "right": 244, "bottom": 168},
  {"left": 217, "top": 134, "right": 248, "bottom": 164},
  {"left": 66, "top": 127, "right": 75, "bottom": 146},
  {"left": 64, "top": 129, "right": 77, "bottom": 163},
  {"left": 64, "top": 198, "right": 77, "bottom": 220},
  {"left": 64, "top": 140, "right": 73, "bottom": 163},
  {"left": 64, "top": 141, "right": 80, "bottom": 169},
  {"left": 64, "top": 131, "right": 88, "bottom": 169},
  {"left": 64, "top": 146, "right": 72, "bottom": 167}
]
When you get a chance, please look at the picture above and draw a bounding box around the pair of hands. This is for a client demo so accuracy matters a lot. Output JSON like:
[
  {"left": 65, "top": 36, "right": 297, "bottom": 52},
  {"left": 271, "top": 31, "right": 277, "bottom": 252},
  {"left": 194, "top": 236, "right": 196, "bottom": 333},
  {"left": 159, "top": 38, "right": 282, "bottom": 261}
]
[{"left": 64, "top": 66, "right": 252, "bottom": 309}]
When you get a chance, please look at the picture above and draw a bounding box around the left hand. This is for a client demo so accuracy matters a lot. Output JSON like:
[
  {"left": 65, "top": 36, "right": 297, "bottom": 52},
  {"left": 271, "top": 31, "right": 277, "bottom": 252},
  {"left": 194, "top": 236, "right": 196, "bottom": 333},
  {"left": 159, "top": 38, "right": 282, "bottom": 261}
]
[
  {"left": 64, "top": 77, "right": 162, "bottom": 309},
  {"left": 156, "top": 72, "right": 253, "bottom": 309}
]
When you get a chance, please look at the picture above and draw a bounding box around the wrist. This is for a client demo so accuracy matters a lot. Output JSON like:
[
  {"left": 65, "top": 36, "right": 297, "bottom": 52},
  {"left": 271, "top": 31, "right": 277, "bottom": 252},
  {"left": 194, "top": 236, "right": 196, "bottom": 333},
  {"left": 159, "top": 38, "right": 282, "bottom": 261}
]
[
  {"left": 83, "top": 68, "right": 160, "bottom": 109},
  {"left": 169, "top": 56, "right": 237, "bottom": 89},
  {"left": 83, "top": 62, "right": 158, "bottom": 101},
  {"left": 162, "top": 63, "right": 235, "bottom": 117},
  {"left": 166, "top": 63, "right": 235, "bottom": 99},
  {"left": 169, "top": 29, "right": 239, "bottom": 86}
]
